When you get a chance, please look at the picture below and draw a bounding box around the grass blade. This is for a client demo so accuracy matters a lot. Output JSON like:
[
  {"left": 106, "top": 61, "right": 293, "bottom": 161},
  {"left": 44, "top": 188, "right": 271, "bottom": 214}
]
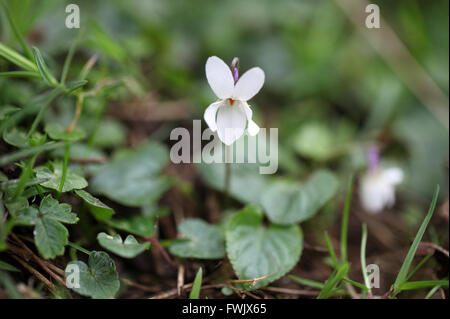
[
  {"left": 340, "top": 175, "right": 353, "bottom": 263},
  {"left": 360, "top": 223, "right": 371, "bottom": 293},
  {"left": 342, "top": 278, "right": 369, "bottom": 292},
  {"left": 317, "top": 263, "right": 349, "bottom": 299},
  {"left": 393, "top": 185, "right": 440, "bottom": 291},
  {"left": 289, "top": 275, "right": 324, "bottom": 289},
  {"left": 324, "top": 231, "right": 339, "bottom": 268},
  {"left": 398, "top": 280, "right": 448, "bottom": 291},
  {"left": 425, "top": 285, "right": 442, "bottom": 299},
  {"left": 189, "top": 267, "right": 203, "bottom": 299}
]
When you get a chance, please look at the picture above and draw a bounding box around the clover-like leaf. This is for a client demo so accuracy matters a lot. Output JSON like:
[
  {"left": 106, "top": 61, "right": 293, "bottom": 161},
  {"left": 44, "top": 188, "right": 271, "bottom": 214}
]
[
  {"left": 15, "top": 206, "right": 39, "bottom": 226},
  {"left": 226, "top": 205, "right": 303, "bottom": 290},
  {"left": 45, "top": 123, "right": 86, "bottom": 141},
  {"left": 35, "top": 163, "right": 88, "bottom": 192},
  {"left": 90, "top": 141, "right": 171, "bottom": 207},
  {"left": 106, "top": 215, "right": 155, "bottom": 237},
  {"left": 97, "top": 233, "right": 150, "bottom": 258},
  {"left": 75, "top": 189, "right": 114, "bottom": 221},
  {"left": 35, "top": 217, "right": 69, "bottom": 259},
  {"left": 169, "top": 219, "right": 225, "bottom": 259},
  {"left": 15, "top": 195, "right": 78, "bottom": 259},
  {"left": 261, "top": 170, "right": 339, "bottom": 225},
  {"left": 64, "top": 251, "right": 120, "bottom": 299},
  {"left": 39, "top": 195, "right": 78, "bottom": 224}
]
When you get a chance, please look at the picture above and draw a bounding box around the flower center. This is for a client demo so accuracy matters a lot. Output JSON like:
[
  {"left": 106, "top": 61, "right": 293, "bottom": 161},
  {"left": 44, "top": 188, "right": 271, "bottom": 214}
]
[{"left": 228, "top": 98, "right": 235, "bottom": 107}]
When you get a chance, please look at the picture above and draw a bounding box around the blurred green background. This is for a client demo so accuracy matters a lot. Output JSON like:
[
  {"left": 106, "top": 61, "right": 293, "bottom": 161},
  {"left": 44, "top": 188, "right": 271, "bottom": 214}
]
[{"left": 1, "top": 0, "right": 448, "bottom": 202}]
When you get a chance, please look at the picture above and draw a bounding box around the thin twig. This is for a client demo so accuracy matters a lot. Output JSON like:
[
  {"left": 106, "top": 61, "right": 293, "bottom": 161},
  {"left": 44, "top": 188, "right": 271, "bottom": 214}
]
[
  {"left": 142, "top": 236, "right": 176, "bottom": 267},
  {"left": 177, "top": 264, "right": 185, "bottom": 296},
  {"left": 262, "top": 287, "right": 320, "bottom": 296},
  {"left": 149, "top": 283, "right": 226, "bottom": 299},
  {"left": 11, "top": 234, "right": 66, "bottom": 287},
  {"left": 10, "top": 255, "right": 55, "bottom": 291}
]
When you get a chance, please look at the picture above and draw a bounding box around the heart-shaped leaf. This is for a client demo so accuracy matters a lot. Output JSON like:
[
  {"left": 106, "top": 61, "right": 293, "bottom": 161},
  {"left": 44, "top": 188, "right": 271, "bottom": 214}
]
[
  {"left": 74, "top": 189, "right": 114, "bottom": 221},
  {"left": 106, "top": 215, "right": 155, "bottom": 237},
  {"left": 90, "top": 141, "right": 171, "bottom": 207},
  {"left": 35, "top": 163, "right": 88, "bottom": 192},
  {"left": 226, "top": 205, "right": 303, "bottom": 290},
  {"left": 262, "top": 170, "right": 339, "bottom": 224},
  {"left": 169, "top": 219, "right": 225, "bottom": 259},
  {"left": 64, "top": 251, "right": 120, "bottom": 299},
  {"left": 97, "top": 233, "right": 150, "bottom": 258}
]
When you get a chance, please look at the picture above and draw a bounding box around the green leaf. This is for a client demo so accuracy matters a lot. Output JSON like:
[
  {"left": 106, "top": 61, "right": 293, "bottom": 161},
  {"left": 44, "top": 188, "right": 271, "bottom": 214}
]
[
  {"left": 226, "top": 205, "right": 303, "bottom": 290},
  {"left": 35, "top": 217, "right": 69, "bottom": 259},
  {"left": 90, "top": 141, "right": 171, "bottom": 207},
  {"left": 45, "top": 123, "right": 86, "bottom": 141},
  {"left": 393, "top": 186, "right": 440, "bottom": 291},
  {"left": 74, "top": 190, "right": 115, "bottom": 221},
  {"left": 16, "top": 195, "right": 78, "bottom": 259},
  {"left": 64, "top": 251, "right": 120, "bottom": 299},
  {"left": 317, "top": 263, "right": 349, "bottom": 299},
  {"left": 3, "top": 128, "right": 46, "bottom": 149},
  {"left": 398, "top": 280, "right": 449, "bottom": 291},
  {"left": 35, "top": 163, "right": 88, "bottom": 192},
  {"left": 198, "top": 162, "right": 269, "bottom": 204},
  {"left": 32, "top": 46, "right": 58, "bottom": 86},
  {"left": 292, "top": 122, "right": 334, "bottom": 161},
  {"left": 15, "top": 206, "right": 39, "bottom": 226},
  {"left": 0, "top": 71, "right": 40, "bottom": 78},
  {"left": 39, "top": 195, "right": 78, "bottom": 224},
  {"left": 97, "top": 233, "right": 150, "bottom": 258},
  {"left": 0, "top": 260, "right": 20, "bottom": 272},
  {"left": 289, "top": 275, "right": 325, "bottom": 289},
  {"left": 0, "top": 42, "right": 37, "bottom": 72},
  {"left": 189, "top": 268, "right": 203, "bottom": 299},
  {"left": 0, "top": 0, "right": 33, "bottom": 60},
  {"left": 262, "top": 170, "right": 339, "bottom": 224},
  {"left": 91, "top": 119, "right": 126, "bottom": 148},
  {"left": 106, "top": 215, "right": 155, "bottom": 237},
  {"left": 169, "top": 219, "right": 225, "bottom": 259}
]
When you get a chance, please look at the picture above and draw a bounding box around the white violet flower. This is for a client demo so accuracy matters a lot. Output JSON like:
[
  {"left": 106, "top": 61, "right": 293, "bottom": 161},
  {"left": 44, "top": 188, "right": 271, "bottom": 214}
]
[
  {"left": 359, "top": 147, "right": 404, "bottom": 214},
  {"left": 204, "top": 56, "right": 264, "bottom": 145}
]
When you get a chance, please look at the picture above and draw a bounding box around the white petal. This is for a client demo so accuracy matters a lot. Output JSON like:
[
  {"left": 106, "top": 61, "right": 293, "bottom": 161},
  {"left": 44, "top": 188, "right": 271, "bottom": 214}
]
[
  {"left": 241, "top": 102, "right": 260, "bottom": 136},
  {"left": 359, "top": 171, "right": 398, "bottom": 214},
  {"left": 216, "top": 100, "right": 247, "bottom": 145},
  {"left": 233, "top": 67, "right": 265, "bottom": 101},
  {"left": 203, "top": 100, "right": 223, "bottom": 132},
  {"left": 247, "top": 120, "right": 260, "bottom": 136},
  {"left": 383, "top": 168, "right": 403, "bottom": 185},
  {"left": 205, "top": 56, "right": 234, "bottom": 99}
]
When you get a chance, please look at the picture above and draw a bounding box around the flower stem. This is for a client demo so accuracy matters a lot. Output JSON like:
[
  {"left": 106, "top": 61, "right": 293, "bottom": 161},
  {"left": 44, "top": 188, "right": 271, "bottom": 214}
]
[
  {"left": 224, "top": 145, "right": 232, "bottom": 200},
  {"left": 65, "top": 94, "right": 84, "bottom": 133}
]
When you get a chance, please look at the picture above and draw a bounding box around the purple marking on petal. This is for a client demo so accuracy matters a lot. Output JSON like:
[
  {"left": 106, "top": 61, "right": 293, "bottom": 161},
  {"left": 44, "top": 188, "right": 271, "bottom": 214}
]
[
  {"left": 233, "top": 67, "right": 239, "bottom": 84},
  {"left": 368, "top": 145, "right": 379, "bottom": 172}
]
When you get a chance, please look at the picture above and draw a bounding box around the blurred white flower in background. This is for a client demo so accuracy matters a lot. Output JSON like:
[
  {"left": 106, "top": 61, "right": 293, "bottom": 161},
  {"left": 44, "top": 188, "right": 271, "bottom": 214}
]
[
  {"left": 359, "top": 146, "right": 404, "bottom": 214},
  {"left": 204, "top": 56, "right": 264, "bottom": 145}
]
